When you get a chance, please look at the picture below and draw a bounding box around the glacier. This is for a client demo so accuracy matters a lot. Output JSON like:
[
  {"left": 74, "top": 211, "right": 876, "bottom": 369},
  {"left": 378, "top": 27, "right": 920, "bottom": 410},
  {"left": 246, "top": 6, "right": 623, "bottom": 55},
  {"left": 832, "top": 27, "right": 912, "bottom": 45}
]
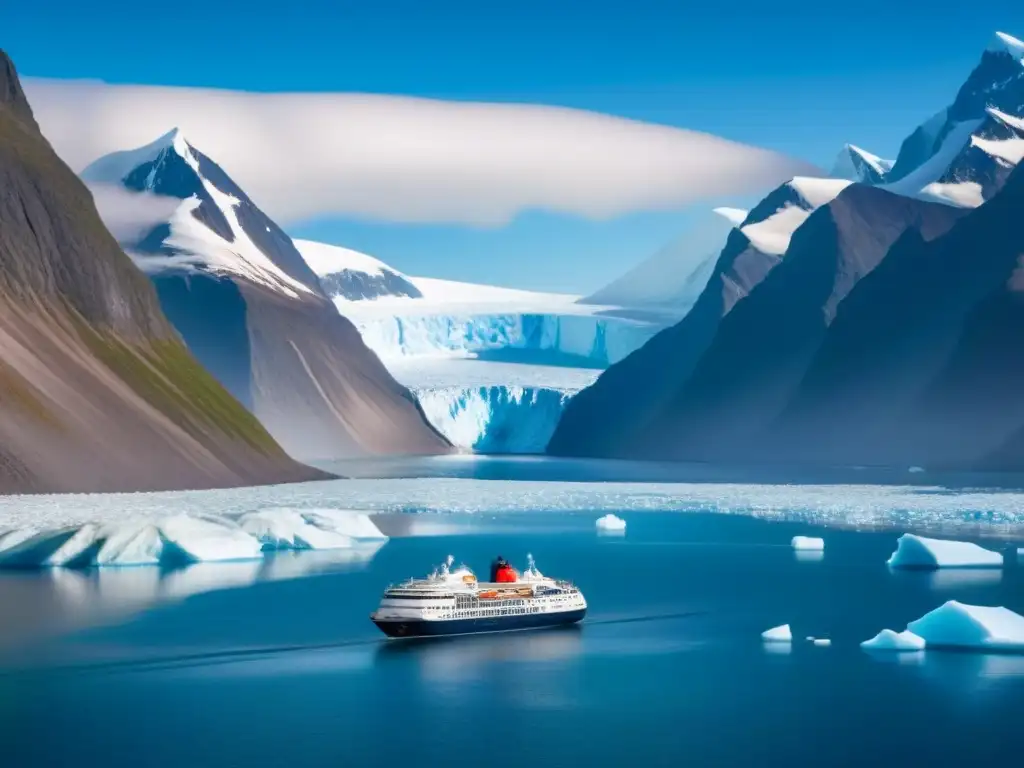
[
  {"left": 391, "top": 360, "right": 599, "bottom": 453},
  {"left": 348, "top": 309, "right": 663, "bottom": 367},
  {"left": 413, "top": 385, "right": 574, "bottom": 454}
]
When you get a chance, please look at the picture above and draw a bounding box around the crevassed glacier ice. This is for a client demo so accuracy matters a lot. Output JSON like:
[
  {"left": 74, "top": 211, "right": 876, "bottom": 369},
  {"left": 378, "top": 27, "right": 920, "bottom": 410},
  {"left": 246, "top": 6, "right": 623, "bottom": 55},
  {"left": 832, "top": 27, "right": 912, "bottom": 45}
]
[
  {"left": 0, "top": 508, "right": 387, "bottom": 569},
  {"left": 413, "top": 385, "right": 573, "bottom": 453},
  {"left": 860, "top": 629, "right": 926, "bottom": 652},
  {"left": 349, "top": 311, "right": 661, "bottom": 366},
  {"left": 887, "top": 534, "right": 1003, "bottom": 569},
  {"left": 390, "top": 359, "right": 599, "bottom": 454},
  {"left": 791, "top": 535, "right": 825, "bottom": 551},
  {"left": 906, "top": 601, "right": 1024, "bottom": 652}
]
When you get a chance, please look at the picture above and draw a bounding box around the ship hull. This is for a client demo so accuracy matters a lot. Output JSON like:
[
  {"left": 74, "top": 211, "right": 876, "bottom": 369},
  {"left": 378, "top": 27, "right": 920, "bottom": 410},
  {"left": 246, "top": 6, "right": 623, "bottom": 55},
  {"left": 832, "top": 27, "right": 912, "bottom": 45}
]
[{"left": 373, "top": 608, "right": 586, "bottom": 639}]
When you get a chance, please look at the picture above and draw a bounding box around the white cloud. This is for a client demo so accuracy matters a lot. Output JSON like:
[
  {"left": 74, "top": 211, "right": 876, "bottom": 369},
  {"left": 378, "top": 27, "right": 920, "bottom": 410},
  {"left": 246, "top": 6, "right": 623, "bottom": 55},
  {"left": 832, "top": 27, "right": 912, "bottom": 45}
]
[
  {"left": 27, "top": 78, "right": 821, "bottom": 226},
  {"left": 86, "top": 183, "right": 182, "bottom": 242}
]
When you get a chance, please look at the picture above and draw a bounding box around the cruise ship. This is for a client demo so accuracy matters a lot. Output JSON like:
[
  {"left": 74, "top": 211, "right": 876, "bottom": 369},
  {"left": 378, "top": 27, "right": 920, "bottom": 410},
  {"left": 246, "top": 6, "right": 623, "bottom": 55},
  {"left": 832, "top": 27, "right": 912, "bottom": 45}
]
[{"left": 370, "top": 555, "right": 587, "bottom": 638}]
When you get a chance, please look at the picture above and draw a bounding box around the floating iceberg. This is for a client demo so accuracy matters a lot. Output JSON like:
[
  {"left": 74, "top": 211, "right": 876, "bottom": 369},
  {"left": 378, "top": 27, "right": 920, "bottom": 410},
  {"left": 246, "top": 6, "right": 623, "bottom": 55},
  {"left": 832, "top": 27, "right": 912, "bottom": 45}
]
[
  {"left": 860, "top": 629, "right": 926, "bottom": 652},
  {"left": 907, "top": 601, "right": 1024, "bottom": 652},
  {"left": 791, "top": 535, "right": 825, "bottom": 551},
  {"left": 595, "top": 514, "right": 627, "bottom": 532},
  {"left": 887, "top": 534, "right": 1003, "bottom": 569},
  {"left": 762, "top": 624, "right": 792, "bottom": 642},
  {"left": 0, "top": 509, "right": 387, "bottom": 568},
  {"left": 239, "top": 508, "right": 386, "bottom": 551},
  {"left": 812, "top": 638, "right": 831, "bottom": 647}
]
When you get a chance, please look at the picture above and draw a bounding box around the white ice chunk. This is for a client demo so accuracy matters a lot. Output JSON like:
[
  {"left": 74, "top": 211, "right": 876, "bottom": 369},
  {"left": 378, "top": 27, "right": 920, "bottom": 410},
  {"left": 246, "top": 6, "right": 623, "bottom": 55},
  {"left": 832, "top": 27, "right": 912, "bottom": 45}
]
[
  {"left": 887, "top": 534, "right": 1003, "bottom": 569},
  {"left": 762, "top": 624, "right": 792, "bottom": 642},
  {"left": 595, "top": 514, "right": 626, "bottom": 532},
  {"left": 907, "top": 601, "right": 1024, "bottom": 652},
  {"left": 153, "top": 514, "right": 262, "bottom": 562},
  {"left": 860, "top": 629, "right": 926, "bottom": 652},
  {"left": 96, "top": 523, "right": 165, "bottom": 566},
  {"left": 908, "top": 466, "right": 925, "bottom": 473},
  {"left": 239, "top": 508, "right": 387, "bottom": 551},
  {"left": 812, "top": 638, "right": 831, "bottom": 647},
  {"left": 791, "top": 535, "right": 824, "bottom": 551}
]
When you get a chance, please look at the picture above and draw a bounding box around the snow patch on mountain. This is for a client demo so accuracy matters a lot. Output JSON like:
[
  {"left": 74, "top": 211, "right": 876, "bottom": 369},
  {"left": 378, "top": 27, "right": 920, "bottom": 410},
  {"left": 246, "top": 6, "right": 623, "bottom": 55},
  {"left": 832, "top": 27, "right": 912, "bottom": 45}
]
[
  {"left": 294, "top": 238, "right": 422, "bottom": 300},
  {"left": 990, "top": 31, "right": 1024, "bottom": 60},
  {"left": 882, "top": 119, "right": 986, "bottom": 206},
  {"left": 713, "top": 207, "right": 750, "bottom": 226},
  {"left": 831, "top": 144, "right": 894, "bottom": 184},
  {"left": 739, "top": 177, "right": 851, "bottom": 255},
  {"left": 162, "top": 181, "right": 316, "bottom": 297}
]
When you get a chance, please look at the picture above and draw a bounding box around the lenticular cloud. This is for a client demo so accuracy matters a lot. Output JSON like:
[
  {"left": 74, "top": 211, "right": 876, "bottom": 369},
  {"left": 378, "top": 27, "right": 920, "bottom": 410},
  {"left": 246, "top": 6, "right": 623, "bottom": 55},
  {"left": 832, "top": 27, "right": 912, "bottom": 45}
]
[{"left": 25, "top": 78, "right": 820, "bottom": 226}]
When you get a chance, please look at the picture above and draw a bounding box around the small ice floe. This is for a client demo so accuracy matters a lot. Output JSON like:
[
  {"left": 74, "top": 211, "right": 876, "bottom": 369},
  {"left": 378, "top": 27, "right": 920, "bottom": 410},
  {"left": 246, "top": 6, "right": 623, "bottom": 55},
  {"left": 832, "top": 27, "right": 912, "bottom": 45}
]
[
  {"left": 887, "top": 534, "right": 1003, "bottom": 569},
  {"left": 908, "top": 466, "right": 925, "bottom": 474},
  {"left": 907, "top": 600, "right": 1024, "bottom": 652},
  {"left": 791, "top": 536, "right": 824, "bottom": 551},
  {"left": 811, "top": 638, "right": 831, "bottom": 647},
  {"left": 595, "top": 514, "right": 626, "bottom": 534},
  {"left": 860, "top": 629, "right": 925, "bottom": 652},
  {"left": 762, "top": 624, "right": 792, "bottom": 643}
]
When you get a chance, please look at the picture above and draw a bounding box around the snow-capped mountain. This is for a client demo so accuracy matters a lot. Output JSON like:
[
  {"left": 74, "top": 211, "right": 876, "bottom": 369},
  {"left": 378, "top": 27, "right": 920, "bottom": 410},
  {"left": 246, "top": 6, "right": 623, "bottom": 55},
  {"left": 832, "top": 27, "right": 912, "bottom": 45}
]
[
  {"left": 83, "top": 130, "right": 451, "bottom": 460},
  {"left": 83, "top": 128, "right": 322, "bottom": 298},
  {"left": 831, "top": 32, "right": 1024, "bottom": 208},
  {"left": 830, "top": 144, "right": 893, "bottom": 184},
  {"left": 294, "top": 238, "right": 422, "bottom": 300},
  {"left": 550, "top": 30, "right": 1024, "bottom": 469}
]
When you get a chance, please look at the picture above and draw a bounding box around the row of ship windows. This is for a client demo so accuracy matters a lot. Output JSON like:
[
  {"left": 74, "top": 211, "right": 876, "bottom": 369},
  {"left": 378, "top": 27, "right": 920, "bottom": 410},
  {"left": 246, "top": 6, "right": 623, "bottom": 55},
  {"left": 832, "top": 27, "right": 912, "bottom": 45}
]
[{"left": 435, "top": 607, "right": 540, "bottom": 618}]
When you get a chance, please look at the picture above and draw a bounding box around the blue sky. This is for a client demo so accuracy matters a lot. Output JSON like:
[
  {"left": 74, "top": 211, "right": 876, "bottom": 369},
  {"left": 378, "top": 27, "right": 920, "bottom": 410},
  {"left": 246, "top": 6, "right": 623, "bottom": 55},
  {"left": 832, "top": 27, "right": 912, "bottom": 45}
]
[{"left": 6, "top": 1, "right": 1022, "bottom": 293}]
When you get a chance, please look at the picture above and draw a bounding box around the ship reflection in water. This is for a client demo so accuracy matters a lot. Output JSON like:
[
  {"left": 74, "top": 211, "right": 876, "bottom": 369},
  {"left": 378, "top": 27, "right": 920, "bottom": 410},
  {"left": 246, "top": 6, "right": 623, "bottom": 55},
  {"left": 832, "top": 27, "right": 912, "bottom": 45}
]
[{"left": 376, "top": 624, "right": 584, "bottom": 680}]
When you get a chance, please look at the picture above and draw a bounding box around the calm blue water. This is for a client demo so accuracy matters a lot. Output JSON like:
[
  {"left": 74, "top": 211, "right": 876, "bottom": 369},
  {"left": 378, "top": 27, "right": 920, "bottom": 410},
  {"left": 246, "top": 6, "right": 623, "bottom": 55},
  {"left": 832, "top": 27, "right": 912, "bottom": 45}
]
[{"left": 1, "top": 510, "right": 1022, "bottom": 767}]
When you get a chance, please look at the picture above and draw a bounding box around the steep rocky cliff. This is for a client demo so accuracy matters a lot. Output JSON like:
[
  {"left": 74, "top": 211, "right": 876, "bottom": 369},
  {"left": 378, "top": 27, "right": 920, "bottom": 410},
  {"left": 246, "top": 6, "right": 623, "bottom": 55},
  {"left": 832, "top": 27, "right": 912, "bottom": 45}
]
[{"left": 0, "top": 50, "right": 324, "bottom": 492}]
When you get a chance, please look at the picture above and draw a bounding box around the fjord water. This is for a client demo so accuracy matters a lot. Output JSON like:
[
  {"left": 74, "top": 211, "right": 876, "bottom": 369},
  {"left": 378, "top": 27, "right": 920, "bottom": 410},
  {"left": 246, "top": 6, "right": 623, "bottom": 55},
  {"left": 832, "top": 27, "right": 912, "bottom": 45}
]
[{"left": 2, "top": 477, "right": 1023, "bottom": 766}]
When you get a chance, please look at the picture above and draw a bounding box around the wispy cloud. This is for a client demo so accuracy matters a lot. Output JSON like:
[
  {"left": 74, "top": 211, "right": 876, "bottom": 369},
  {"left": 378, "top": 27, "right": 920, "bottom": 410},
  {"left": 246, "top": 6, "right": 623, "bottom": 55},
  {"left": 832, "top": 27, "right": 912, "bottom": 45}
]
[
  {"left": 27, "top": 78, "right": 821, "bottom": 227},
  {"left": 86, "top": 183, "right": 182, "bottom": 242}
]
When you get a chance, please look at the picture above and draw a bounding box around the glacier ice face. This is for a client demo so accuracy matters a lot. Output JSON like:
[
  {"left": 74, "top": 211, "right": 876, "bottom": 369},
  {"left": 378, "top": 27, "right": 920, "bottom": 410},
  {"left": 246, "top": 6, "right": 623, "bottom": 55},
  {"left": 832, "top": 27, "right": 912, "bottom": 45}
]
[
  {"left": 0, "top": 509, "right": 387, "bottom": 569},
  {"left": 860, "top": 629, "right": 926, "bottom": 652},
  {"left": 906, "top": 601, "right": 1024, "bottom": 652},
  {"left": 412, "top": 385, "right": 574, "bottom": 454},
  {"left": 791, "top": 535, "right": 825, "bottom": 551},
  {"left": 762, "top": 624, "right": 792, "bottom": 642},
  {"left": 887, "top": 533, "right": 1003, "bottom": 569},
  {"left": 348, "top": 310, "right": 662, "bottom": 367}
]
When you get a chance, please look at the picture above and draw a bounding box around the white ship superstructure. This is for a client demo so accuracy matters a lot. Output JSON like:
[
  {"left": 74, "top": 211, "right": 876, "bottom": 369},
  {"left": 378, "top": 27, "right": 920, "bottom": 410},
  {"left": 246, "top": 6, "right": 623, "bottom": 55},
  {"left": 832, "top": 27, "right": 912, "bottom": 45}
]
[{"left": 371, "top": 555, "right": 587, "bottom": 638}]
